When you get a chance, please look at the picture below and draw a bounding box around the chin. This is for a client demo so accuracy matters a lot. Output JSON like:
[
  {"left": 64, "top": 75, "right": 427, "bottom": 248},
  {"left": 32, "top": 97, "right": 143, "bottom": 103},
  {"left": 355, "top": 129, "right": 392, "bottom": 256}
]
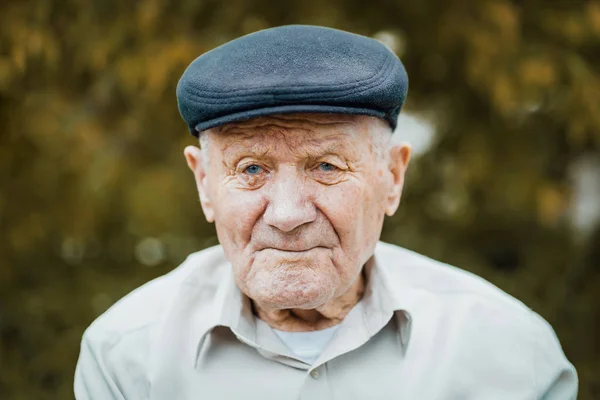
[
  {"left": 273, "top": 285, "right": 332, "bottom": 309},
  {"left": 246, "top": 257, "right": 339, "bottom": 310}
]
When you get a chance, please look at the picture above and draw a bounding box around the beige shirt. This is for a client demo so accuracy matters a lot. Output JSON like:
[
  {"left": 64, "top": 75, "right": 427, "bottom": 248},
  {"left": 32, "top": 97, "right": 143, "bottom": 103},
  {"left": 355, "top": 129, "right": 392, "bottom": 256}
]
[{"left": 74, "top": 242, "right": 577, "bottom": 399}]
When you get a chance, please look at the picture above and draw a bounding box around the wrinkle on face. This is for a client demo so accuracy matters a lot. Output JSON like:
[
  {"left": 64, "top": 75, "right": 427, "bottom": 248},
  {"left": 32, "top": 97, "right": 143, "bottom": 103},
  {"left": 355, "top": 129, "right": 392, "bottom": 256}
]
[
  {"left": 217, "top": 129, "right": 361, "bottom": 169},
  {"left": 214, "top": 113, "right": 361, "bottom": 133},
  {"left": 200, "top": 113, "right": 390, "bottom": 170}
]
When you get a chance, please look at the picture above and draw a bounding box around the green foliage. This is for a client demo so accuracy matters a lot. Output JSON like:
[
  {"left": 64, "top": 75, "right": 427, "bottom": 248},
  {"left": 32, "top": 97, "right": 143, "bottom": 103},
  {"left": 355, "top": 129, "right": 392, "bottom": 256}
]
[{"left": 0, "top": 0, "right": 598, "bottom": 398}]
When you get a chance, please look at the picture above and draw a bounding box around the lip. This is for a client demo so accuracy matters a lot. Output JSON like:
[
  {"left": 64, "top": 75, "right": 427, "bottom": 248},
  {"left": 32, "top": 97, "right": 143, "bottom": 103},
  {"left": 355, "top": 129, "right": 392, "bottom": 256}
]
[{"left": 261, "top": 246, "right": 324, "bottom": 253}]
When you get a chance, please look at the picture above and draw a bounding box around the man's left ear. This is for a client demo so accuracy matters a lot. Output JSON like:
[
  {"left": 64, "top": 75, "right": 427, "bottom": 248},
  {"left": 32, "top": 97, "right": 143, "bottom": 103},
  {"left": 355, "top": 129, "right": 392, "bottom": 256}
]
[{"left": 385, "top": 143, "right": 411, "bottom": 216}]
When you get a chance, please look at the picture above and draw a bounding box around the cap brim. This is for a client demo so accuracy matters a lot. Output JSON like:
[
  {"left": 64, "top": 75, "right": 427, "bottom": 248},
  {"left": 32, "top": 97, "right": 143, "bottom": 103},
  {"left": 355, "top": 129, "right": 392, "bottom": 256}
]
[{"left": 192, "top": 104, "right": 388, "bottom": 137}]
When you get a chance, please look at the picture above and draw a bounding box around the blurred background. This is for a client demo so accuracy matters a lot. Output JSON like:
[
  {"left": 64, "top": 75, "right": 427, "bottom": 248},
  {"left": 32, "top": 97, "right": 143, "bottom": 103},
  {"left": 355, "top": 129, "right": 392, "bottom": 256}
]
[{"left": 1, "top": 0, "right": 599, "bottom": 398}]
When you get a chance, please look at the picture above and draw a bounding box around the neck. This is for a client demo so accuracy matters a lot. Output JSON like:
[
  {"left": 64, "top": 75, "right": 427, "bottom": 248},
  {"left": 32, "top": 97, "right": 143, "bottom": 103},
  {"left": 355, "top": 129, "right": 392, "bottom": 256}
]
[{"left": 253, "top": 270, "right": 365, "bottom": 332}]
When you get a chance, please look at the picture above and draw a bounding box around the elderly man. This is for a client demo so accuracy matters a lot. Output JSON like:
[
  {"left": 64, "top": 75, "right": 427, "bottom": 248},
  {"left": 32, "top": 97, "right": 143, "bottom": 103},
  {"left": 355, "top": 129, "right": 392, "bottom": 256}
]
[{"left": 74, "top": 25, "right": 577, "bottom": 399}]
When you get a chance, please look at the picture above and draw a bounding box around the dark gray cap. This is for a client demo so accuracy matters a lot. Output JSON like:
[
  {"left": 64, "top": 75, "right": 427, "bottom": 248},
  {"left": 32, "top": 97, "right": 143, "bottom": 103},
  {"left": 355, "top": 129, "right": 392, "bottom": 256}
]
[{"left": 176, "top": 25, "right": 408, "bottom": 137}]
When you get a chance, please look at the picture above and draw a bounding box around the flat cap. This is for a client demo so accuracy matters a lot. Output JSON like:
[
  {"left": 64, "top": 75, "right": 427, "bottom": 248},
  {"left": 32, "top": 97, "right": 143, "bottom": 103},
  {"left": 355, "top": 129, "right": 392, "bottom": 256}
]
[{"left": 176, "top": 25, "right": 408, "bottom": 137}]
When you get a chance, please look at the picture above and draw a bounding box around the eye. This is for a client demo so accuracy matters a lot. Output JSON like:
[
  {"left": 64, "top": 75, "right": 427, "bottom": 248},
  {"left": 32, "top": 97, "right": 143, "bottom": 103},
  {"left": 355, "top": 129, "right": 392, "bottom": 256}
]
[
  {"left": 310, "top": 160, "right": 345, "bottom": 185},
  {"left": 244, "top": 164, "right": 264, "bottom": 175},
  {"left": 319, "top": 162, "right": 337, "bottom": 172}
]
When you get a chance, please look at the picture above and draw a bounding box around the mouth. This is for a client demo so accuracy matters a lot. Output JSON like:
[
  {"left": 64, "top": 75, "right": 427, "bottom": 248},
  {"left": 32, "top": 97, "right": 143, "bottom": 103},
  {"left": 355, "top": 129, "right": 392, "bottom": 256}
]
[{"left": 261, "top": 246, "right": 325, "bottom": 253}]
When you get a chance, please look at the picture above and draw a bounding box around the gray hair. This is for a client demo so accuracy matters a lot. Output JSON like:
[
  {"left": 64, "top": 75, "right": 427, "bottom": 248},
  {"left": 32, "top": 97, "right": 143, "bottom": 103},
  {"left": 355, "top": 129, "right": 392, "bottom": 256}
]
[
  {"left": 369, "top": 123, "right": 393, "bottom": 161},
  {"left": 197, "top": 131, "right": 210, "bottom": 170}
]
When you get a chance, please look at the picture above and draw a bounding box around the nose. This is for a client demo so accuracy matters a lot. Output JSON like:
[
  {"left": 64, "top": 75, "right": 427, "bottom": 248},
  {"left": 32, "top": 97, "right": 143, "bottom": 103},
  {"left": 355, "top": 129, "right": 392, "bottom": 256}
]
[{"left": 262, "top": 168, "right": 317, "bottom": 233}]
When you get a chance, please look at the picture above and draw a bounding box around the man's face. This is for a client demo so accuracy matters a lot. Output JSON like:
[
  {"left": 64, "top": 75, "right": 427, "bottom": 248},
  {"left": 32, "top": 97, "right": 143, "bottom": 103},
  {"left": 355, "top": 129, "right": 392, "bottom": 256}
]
[{"left": 185, "top": 114, "right": 410, "bottom": 311}]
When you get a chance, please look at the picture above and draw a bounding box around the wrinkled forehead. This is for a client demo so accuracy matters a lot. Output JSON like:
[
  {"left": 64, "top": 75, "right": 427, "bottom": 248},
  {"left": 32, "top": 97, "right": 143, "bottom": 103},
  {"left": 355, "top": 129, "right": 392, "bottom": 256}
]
[
  {"left": 210, "top": 113, "right": 369, "bottom": 133},
  {"left": 203, "top": 113, "right": 381, "bottom": 156}
]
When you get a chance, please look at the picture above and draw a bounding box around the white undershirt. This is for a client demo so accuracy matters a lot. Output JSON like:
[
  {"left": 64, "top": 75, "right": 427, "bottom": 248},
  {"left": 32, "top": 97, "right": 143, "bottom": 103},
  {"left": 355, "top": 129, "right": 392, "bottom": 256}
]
[{"left": 273, "top": 324, "right": 340, "bottom": 365}]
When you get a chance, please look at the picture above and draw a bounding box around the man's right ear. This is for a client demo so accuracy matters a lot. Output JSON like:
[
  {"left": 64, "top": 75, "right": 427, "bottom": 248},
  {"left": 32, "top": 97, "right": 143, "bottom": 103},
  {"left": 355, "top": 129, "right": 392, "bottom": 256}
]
[{"left": 183, "top": 146, "right": 214, "bottom": 223}]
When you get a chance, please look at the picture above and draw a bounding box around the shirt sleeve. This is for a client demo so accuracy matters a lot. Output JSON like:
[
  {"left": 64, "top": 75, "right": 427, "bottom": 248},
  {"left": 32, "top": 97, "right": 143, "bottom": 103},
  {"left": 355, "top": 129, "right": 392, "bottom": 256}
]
[
  {"left": 530, "top": 312, "right": 578, "bottom": 400},
  {"left": 74, "top": 328, "right": 126, "bottom": 400}
]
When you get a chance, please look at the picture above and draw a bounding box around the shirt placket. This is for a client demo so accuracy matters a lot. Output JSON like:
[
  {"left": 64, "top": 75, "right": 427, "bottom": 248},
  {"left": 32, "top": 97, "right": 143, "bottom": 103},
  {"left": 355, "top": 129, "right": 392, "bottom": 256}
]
[{"left": 299, "top": 362, "right": 331, "bottom": 400}]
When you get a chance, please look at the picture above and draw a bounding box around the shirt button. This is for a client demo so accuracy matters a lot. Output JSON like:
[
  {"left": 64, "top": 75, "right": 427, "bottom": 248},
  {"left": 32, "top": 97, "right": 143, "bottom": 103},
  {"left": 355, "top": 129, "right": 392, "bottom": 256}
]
[{"left": 310, "top": 368, "right": 320, "bottom": 379}]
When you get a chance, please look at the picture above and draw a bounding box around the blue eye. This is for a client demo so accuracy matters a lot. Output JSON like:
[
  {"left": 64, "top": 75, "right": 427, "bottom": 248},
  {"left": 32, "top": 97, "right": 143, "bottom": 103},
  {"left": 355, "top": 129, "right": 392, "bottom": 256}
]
[
  {"left": 244, "top": 165, "right": 263, "bottom": 175},
  {"left": 319, "top": 162, "right": 336, "bottom": 172}
]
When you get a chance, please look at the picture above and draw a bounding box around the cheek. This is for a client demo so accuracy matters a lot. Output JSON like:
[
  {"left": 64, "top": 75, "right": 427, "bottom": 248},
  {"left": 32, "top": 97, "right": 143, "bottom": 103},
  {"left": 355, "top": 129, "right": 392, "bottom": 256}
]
[
  {"left": 212, "top": 186, "right": 266, "bottom": 250},
  {"left": 318, "top": 178, "right": 384, "bottom": 236},
  {"left": 316, "top": 176, "right": 387, "bottom": 264},
  {"left": 321, "top": 186, "right": 365, "bottom": 234}
]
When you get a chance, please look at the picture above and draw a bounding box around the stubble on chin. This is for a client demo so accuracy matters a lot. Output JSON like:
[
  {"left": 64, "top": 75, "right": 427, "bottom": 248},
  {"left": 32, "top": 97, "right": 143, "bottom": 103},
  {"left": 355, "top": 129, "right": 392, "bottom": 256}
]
[{"left": 244, "top": 250, "right": 339, "bottom": 310}]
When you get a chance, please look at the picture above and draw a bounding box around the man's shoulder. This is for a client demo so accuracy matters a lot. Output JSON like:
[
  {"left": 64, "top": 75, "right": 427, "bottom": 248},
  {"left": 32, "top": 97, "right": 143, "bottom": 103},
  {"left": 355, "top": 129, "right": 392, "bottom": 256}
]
[
  {"left": 376, "top": 241, "right": 532, "bottom": 317},
  {"left": 75, "top": 245, "right": 230, "bottom": 397},
  {"left": 85, "top": 244, "right": 228, "bottom": 338},
  {"left": 377, "top": 242, "right": 575, "bottom": 385}
]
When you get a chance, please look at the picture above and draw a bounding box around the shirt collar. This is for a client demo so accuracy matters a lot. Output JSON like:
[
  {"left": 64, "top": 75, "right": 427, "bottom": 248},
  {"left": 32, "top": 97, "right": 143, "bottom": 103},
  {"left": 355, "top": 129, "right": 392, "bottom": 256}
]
[{"left": 364, "top": 246, "right": 414, "bottom": 353}]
